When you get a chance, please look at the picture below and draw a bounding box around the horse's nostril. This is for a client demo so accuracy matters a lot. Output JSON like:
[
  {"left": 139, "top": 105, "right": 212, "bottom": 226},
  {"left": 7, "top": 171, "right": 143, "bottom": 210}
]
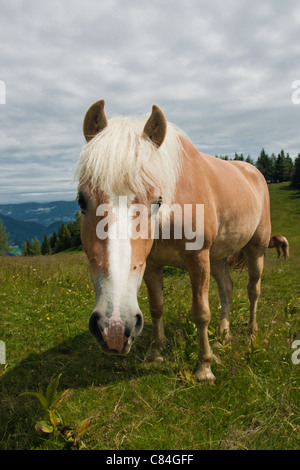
[
  {"left": 133, "top": 313, "right": 143, "bottom": 337},
  {"left": 89, "top": 311, "right": 104, "bottom": 343},
  {"left": 125, "top": 326, "right": 131, "bottom": 338},
  {"left": 135, "top": 313, "right": 143, "bottom": 329}
]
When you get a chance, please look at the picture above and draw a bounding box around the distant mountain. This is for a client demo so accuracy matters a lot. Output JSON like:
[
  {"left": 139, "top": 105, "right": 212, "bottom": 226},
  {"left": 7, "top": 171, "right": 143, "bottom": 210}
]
[
  {"left": 0, "top": 214, "right": 62, "bottom": 247},
  {"left": 0, "top": 200, "right": 78, "bottom": 226},
  {"left": 0, "top": 200, "right": 79, "bottom": 249}
]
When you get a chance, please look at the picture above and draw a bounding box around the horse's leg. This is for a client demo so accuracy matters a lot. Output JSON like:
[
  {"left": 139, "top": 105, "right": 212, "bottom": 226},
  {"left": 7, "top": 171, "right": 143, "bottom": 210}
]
[
  {"left": 276, "top": 246, "right": 280, "bottom": 259},
  {"left": 210, "top": 259, "right": 233, "bottom": 342},
  {"left": 186, "top": 250, "right": 215, "bottom": 384},
  {"left": 243, "top": 247, "right": 265, "bottom": 339},
  {"left": 143, "top": 262, "right": 166, "bottom": 363}
]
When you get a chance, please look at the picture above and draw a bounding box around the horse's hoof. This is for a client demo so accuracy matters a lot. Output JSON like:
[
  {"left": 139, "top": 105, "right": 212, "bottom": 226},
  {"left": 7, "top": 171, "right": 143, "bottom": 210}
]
[
  {"left": 196, "top": 372, "right": 216, "bottom": 385},
  {"left": 144, "top": 352, "right": 164, "bottom": 364},
  {"left": 195, "top": 365, "right": 216, "bottom": 384}
]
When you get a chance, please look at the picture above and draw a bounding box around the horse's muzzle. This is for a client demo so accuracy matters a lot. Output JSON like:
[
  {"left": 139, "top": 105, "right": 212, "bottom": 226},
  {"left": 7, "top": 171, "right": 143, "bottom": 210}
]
[{"left": 89, "top": 310, "right": 144, "bottom": 354}]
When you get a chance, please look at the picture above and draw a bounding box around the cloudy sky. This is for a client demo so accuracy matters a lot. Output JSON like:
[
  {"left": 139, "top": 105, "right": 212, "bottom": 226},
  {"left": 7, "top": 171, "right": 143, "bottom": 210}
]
[{"left": 1, "top": 0, "right": 300, "bottom": 203}]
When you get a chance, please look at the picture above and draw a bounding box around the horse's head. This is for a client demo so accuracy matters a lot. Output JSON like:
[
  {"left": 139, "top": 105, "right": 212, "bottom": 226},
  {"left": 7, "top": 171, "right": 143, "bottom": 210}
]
[{"left": 77, "top": 100, "right": 170, "bottom": 355}]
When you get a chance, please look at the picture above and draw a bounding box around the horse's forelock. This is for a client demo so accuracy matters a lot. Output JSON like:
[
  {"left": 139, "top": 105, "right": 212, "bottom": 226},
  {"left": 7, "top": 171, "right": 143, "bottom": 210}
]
[{"left": 75, "top": 115, "right": 184, "bottom": 203}]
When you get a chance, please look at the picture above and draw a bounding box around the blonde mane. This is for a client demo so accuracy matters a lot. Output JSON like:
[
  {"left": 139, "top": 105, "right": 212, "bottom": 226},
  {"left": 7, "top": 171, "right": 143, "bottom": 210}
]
[{"left": 75, "top": 114, "right": 185, "bottom": 204}]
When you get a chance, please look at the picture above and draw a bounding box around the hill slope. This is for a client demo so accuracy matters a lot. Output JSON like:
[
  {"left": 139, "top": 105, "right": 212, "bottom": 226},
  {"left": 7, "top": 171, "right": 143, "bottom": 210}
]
[
  {"left": 0, "top": 200, "right": 78, "bottom": 248},
  {"left": 0, "top": 214, "right": 61, "bottom": 247},
  {"left": 0, "top": 200, "right": 78, "bottom": 226},
  {"left": 0, "top": 182, "right": 299, "bottom": 450}
]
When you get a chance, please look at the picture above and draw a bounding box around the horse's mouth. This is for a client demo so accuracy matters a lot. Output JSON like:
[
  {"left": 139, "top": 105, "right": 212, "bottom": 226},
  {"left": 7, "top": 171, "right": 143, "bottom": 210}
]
[{"left": 98, "top": 337, "right": 133, "bottom": 356}]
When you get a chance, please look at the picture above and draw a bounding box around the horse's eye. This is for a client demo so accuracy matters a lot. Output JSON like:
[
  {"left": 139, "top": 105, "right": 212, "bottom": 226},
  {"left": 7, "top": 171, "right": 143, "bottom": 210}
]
[{"left": 77, "top": 193, "right": 87, "bottom": 214}]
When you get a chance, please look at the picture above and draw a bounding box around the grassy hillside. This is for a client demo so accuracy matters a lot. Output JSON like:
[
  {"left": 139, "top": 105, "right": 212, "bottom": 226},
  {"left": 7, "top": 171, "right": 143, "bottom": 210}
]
[{"left": 0, "top": 183, "right": 299, "bottom": 450}]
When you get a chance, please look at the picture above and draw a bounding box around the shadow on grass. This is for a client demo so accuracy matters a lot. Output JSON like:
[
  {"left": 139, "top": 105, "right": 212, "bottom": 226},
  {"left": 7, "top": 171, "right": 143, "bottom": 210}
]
[
  {"left": 279, "top": 183, "right": 300, "bottom": 200},
  {"left": 0, "top": 324, "right": 158, "bottom": 449}
]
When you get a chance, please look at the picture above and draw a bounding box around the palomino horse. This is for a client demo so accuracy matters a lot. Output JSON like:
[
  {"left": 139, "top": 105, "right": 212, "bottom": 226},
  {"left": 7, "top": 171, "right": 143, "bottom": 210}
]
[
  {"left": 268, "top": 234, "right": 289, "bottom": 260},
  {"left": 76, "top": 100, "right": 271, "bottom": 383}
]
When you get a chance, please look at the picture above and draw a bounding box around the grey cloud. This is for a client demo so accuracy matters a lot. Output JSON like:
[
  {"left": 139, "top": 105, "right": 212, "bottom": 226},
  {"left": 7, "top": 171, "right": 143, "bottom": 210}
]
[{"left": 0, "top": 0, "right": 300, "bottom": 202}]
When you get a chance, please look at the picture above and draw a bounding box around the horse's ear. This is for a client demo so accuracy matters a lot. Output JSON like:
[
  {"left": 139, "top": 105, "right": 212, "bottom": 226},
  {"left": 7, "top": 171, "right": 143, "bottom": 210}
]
[
  {"left": 143, "top": 105, "right": 167, "bottom": 148},
  {"left": 83, "top": 99, "right": 108, "bottom": 142}
]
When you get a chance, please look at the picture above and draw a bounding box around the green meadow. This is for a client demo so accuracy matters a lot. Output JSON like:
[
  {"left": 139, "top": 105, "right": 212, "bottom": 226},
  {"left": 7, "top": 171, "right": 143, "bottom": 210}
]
[{"left": 0, "top": 182, "right": 299, "bottom": 450}]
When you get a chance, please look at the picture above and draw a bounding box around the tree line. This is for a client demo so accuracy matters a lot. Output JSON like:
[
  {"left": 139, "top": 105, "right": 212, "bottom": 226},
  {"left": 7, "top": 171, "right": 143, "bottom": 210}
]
[
  {"left": 22, "top": 146, "right": 300, "bottom": 257},
  {"left": 1, "top": 148, "right": 300, "bottom": 256},
  {"left": 216, "top": 148, "right": 300, "bottom": 187},
  {"left": 21, "top": 211, "right": 82, "bottom": 256}
]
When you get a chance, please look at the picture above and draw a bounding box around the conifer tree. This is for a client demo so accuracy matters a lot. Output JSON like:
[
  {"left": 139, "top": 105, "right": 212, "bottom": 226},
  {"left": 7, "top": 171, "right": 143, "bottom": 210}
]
[
  {"left": 0, "top": 219, "right": 12, "bottom": 255},
  {"left": 256, "top": 148, "right": 271, "bottom": 181},
  {"left": 291, "top": 154, "right": 300, "bottom": 189},
  {"left": 41, "top": 234, "right": 51, "bottom": 255},
  {"left": 50, "top": 231, "right": 57, "bottom": 253},
  {"left": 274, "top": 150, "right": 286, "bottom": 182},
  {"left": 30, "top": 237, "right": 41, "bottom": 255}
]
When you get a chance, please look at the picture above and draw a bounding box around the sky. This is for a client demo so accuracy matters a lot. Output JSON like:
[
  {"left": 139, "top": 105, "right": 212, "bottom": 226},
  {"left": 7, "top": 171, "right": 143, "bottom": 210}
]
[{"left": 0, "top": 0, "right": 300, "bottom": 204}]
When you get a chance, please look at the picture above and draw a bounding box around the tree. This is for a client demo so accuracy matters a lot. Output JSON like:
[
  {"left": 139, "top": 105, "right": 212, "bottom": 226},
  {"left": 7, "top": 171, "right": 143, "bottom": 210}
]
[
  {"left": 55, "top": 223, "right": 71, "bottom": 252},
  {"left": 22, "top": 237, "right": 41, "bottom": 256},
  {"left": 50, "top": 231, "right": 57, "bottom": 253},
  {"left": 31, "top": 237, "right": 41, "bottom": 255},
  {"left": 41, "top": 234, "right": 51, "bottom": 255},
  {"left": 0, "top": 219, "right": 12, "bottom": 255},
  {"left": 291, "top": 154, "right": 300, "bottom": 189},
  {"left": 246, "top": 155, "right": 254, "bottom": 165},
  {"left": 68, "top": 211, "right": 82, "bottom": 249},
  {"left": 22, "top": 239, "right": 32, "bottom": 256},
  {"left": 256, "top": 148, "right": 272, "bottom": 182},
  {"left": 269, "top": 153, "right": 277, "bottom": 182},
  {"left": 274, "top": 150, "right": 286, "bottom": 183},
  {"left": 284, "top": 153, "right": 293, "bottom": 181}
]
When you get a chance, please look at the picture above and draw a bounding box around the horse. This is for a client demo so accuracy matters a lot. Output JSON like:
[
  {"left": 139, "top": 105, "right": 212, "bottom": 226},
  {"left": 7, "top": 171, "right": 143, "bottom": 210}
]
[
  {"left": 75, "top": 100, "right": 271, "bottom": 383},
  {"left": 268, "top": 234, "right": 289, "bottom": 260}
]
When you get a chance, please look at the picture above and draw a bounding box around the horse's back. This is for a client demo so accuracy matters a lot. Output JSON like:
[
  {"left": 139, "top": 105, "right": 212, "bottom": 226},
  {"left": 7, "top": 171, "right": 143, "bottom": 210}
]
[
  {"left": 178, "top": 137, "right": 271, "bottom": 258},
  {"left": 179, "top": 137, "right": 268, "bottom": 203}
]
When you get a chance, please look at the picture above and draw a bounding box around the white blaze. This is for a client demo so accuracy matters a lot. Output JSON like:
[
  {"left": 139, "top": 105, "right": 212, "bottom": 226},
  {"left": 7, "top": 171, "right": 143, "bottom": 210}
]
[
  {"left": 108, "top": 196, "right": 132, "bottom": 315},
  {"left": 102, "top": 195, "right": 132, "bottom": 352}
]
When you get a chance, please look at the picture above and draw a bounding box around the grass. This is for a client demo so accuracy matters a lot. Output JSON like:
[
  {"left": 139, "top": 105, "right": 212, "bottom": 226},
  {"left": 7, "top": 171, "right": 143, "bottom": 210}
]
[{"left": 0, "top": 182, "right": 299, "bottom": 450}]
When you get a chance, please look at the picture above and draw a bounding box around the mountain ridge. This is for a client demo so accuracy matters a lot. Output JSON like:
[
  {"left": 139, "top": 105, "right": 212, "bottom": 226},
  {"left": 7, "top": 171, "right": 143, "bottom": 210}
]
[
  {"left": 0, "top": 200, "right": 78, "bottom": 227},
  {"left": 0, "top": 200, "right": 79, "bottom": 248}
]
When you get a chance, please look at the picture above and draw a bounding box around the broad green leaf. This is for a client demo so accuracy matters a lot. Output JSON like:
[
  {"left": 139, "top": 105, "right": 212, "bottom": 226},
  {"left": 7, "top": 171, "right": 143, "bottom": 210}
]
[
  {"left": 21, "top": 388, "right": 49, "bottom": 410},
  {"left": 46, "top": 373, "right": 62, "bottom": 407},
  {"left": 35, "top": 421, "right": 53, "bottom": 434},
  {"left": 37, "top": 386, "right": 49, "bottom": 410},
  {"left": 74, "top": 418, "right": 92, "bottom": 440},
  {"left": 52, "top": 388, "right": 71, "bottom": 409},
  {"left": 49, "top": 409, "right": 59, "bottom": 428}
]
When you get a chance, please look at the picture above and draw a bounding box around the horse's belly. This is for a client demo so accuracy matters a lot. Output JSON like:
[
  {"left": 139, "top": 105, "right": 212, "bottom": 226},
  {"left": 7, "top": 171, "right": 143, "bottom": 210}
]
[
  {"left": 210, "top": 225, "right": 256, "bottom": 260},
  {"left": 149, "top": 242, "right": 187, "bottom": 269},
  {"left": 210, "top": 237, "right": 246, "bottom": 260}
]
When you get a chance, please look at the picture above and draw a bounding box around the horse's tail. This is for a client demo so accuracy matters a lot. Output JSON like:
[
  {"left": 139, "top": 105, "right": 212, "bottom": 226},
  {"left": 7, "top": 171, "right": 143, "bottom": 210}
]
[
  {"left": 282, "top": 236, "right": 290, "bottom": 258},
  {"left": 227, "top": 250, "right": 247, "bottom": 272}
]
